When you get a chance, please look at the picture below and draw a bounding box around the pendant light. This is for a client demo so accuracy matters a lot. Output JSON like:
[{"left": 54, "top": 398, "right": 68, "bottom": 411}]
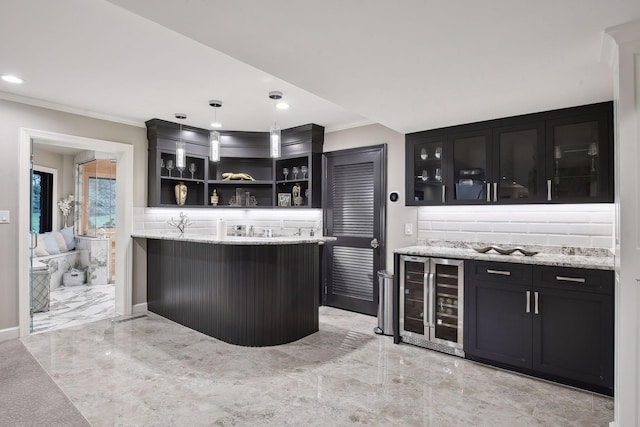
[
  {"left": 209, "top": 100, "right": 222, "bottom": 162},
  {"left": 175, "top": 113, "right": 187, "bottom": 177},
  {"left": 269, "top": 91, "right": 283, "bottom": 158}
]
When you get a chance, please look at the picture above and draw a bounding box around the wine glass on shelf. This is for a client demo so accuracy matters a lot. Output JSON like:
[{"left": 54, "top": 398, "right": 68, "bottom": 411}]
[
  {"left": 177, "top": 163, "right": 185, "bottom": 178},
  {"left": 283, "top": 167, "right": 289, "bottom": 181},
  {"left": 292, "top": 166, "right": 299, "bottom": 180},
  {"left": 166, "top": 159, "right": 174, "bottom": 177},
  {"left": 300, "top": 165, "right": 308, "bottom": 179},
  {"left": 189, "top": 163, "right": 197, "bottom": 179},
  {"left": 160, "top": 158, "right": 165, "bottom": 175}
]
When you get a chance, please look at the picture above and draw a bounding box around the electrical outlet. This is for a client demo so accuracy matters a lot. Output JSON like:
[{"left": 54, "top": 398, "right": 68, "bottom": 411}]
[
  {"left": 404, "top": 223, "right": 412, "bottom": 235},
  {"left": 0, "top": 211, "right": 9, "bottom": 224}
]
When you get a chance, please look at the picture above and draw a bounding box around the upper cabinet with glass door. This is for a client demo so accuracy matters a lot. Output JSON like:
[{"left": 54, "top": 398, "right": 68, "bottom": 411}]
[{"left": 405, "top": 102, "right": 613, "bottom": 206}]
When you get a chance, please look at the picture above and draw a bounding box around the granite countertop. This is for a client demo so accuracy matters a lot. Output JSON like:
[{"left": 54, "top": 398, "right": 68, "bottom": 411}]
[
  {"left": 132, "top": 230, "right": 336, "bottom": 245},
  {"left": 395, "top": 241, "right": 614, "bottom": 270}
]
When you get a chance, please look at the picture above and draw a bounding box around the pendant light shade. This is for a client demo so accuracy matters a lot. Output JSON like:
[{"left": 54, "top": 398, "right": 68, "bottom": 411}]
[
  {"left": 270, "top": 123, "right": 281, "bottom": 158},
  {"left": 209, "top": 100, "right": 222, "bottom": 162},
  {"left": 210, "top": 130, "right": 221, "bottom": 162},
  {"left": 175, "top": 113, "right": 187, "bottom": 172}
]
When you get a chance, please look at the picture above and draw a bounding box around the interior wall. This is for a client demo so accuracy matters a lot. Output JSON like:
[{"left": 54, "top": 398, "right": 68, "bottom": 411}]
[
  {"left": 32, "top": 146, "right": 76, "bottom": 230},
  {"left": 324, "top": 124, "right": 417, "bottom": 273},
  {"left": 0, "top": 99, "right": 147, "bottom": 333}
]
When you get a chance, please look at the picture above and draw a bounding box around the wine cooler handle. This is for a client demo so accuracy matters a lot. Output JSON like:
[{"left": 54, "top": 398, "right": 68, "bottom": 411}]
[
  {"left": 534, "top": 291, "right": 539, "bottom": 315},
  {"left": 428, "top": 271, "right": 435, "bottom": 328},
  {"left": 423, "top": 272, "right": 430, "bottom": 327},
  {"left": 526, "top": 290, "right": 531, "bottom": 313},
  {"left": 493, "top": 182, "right": 497, "bottom": 202},
  {"left": 547, "top": 179, "right": 552, "bottom": 201},
  {"left": 486, "top": 182, "right": 491, "bottom": 203},
  {"left": 442, "top": 185, "right": 446, "bottom": 204}
]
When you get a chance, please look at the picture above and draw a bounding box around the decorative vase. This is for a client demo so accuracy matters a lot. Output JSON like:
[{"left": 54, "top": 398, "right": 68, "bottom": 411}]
[
  {"left": 175, "top": 182, "right": 187, "bottom": 206},
  {"left": 210, "top": 189, "right": 219, "bottom": 206},
  {"left": 63, "top": 215, "right": 68, "bottom": 228}
]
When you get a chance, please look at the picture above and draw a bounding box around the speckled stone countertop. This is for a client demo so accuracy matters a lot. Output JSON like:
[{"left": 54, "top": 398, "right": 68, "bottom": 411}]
[
  {"left": 132, "top": 230, "right": 336, "bottom": 245},
  {"left": 395, "top": 240, "right": 614, "bottom": 270}
]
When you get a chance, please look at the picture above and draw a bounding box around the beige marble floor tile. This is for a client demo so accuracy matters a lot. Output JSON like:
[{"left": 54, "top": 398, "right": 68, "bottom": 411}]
[{"left": 20, "top": 307, "right": 613, "bottom": 427}]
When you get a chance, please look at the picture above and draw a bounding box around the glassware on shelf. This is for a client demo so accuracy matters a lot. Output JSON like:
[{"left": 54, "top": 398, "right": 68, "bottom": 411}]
[
  {"left": 435, "top": 168, "right": 442, "bottom": 182},
  {"left": 292, "top": 167, "right": 299, "bottom": 180},
  {"left": 435, "top": 147, "right": 442, "bottom": 159},
  {"left": 420, "top": 148, "right": 427, "bottom": 160},
  {"left": 300, "top": 165, "right": 308, "bottom": 179},
  {"left": 189, "top": 163, "right": 197, "bottom": 179},
  {"left": 283, "top": 167, "right": 289, "bottom": 181},
  {"left": 160, "top": 158, "right": 165, "bottom": 175},
  {"left": 166, "top": 159, "right": 174, "bottom": 177},
  {"left": 421, "top": 169, "right": 428, "bottom": 181}
]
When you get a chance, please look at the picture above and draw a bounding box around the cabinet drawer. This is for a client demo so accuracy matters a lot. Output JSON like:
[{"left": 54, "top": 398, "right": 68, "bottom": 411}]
[
  {"left": 534, "top": 266, "right": 613, "bottom": 295},
  {"left": 467, "top": 261, "right": 532, "bottom": 285}
]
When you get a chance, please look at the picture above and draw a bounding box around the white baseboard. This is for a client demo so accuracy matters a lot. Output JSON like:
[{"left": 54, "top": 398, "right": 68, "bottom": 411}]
[
  {"left": 132, "top": 302, "right": 148, "bottom": 314},
  {"left": 0, "top": 326, "right": 20, "bottom": 342}
]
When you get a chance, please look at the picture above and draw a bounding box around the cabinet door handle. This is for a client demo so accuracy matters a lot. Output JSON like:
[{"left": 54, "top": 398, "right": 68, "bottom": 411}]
[
  {"left": 555, "top": 276, "right": 586, "bottom": 284},
  {"left": 493, "top": 182, "right": 498, "bottom": 202},
  {"left": 486, "top": 182, "right": 491, "bottom": 203},
  {"left": 442, "top": 185, "right": 446, "bottom": 204},
  {"left": 526, "top": 290, "right": 531, "bottom": 313},
  {"left": 547, "top": 179, "right": 552, "bottom": 201},
  {"left": 487, "top": 269, "right": 511, "bottom": 276},
  {"left": 534, "top": 291, "right": 539, "bottom": 315}
]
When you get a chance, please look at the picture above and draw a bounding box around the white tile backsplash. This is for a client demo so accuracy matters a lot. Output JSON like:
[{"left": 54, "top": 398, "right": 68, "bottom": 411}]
[
  {"left": 417, "top": 204, "right": 614, "bottom": 249},
  {"left": 135, "top": 207, "right": 323, "bottom": 236}
]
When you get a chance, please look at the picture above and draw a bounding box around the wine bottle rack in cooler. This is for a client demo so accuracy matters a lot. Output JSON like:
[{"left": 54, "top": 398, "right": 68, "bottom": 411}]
[{"left": 399, "top": 255, "right": 464, "bottom": 357}]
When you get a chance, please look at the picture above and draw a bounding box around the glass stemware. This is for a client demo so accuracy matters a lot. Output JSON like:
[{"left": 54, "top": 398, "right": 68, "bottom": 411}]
[
  {"left": 189, "top": 163, "right": 197, "bottom": 179},
  {"left": 300, "top": 165, "right": 308, "bottom": 179},
  {"left": 166, "top": 159, "right": 174, "bottom": 177},
  {"left": 292, "top": 166, "right": 299, "bottom": 180},
  {"left": 283, "top": 167, "right": 289, "bottom": 181},
  {"left": 160, "top": 158, "right": 165, "bottom": 175},
  {"left": 420, "top": 148, "right": 427, "bottom": 160},
  {"left": 421, "top": 169, "right": 428, "bottom": 181}
]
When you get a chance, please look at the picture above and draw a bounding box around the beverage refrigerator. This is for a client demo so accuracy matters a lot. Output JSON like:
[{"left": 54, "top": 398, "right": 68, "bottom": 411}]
[{"left": 399, "top": 255, "right": 464, "bottom": 357}]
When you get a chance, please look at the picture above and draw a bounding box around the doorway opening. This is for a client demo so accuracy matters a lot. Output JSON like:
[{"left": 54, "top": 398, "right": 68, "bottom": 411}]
[{"left": 18, "top": 129, "right": 134, "bottom": 338}]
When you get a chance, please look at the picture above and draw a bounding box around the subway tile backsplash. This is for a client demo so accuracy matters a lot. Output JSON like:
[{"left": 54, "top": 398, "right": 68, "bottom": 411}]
[
  {"left": 418, "top": 204, "right": 614, "bottom": 249},
  {"left": 134, "top": 207, "right": 323, "bottom": 236}
]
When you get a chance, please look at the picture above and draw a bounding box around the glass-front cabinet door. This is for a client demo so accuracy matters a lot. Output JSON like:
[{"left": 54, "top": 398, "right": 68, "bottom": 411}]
[
  {"left": 451, "top": 130, "right": 492, "bottom": 203},
  {"left": 408, "top": 137, "right": 446, "bottom": 204},
  {"left": 546, "top": 112, "right": 612, "bottom": 202},
  {"left": 493, "top": 122, "right": 545, "bottom": 203}
]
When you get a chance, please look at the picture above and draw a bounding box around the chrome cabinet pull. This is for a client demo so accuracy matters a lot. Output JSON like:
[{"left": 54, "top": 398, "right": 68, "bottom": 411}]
[
  {"left": 493, "top": 182, "right": 498, "bottom": 202},
  {"left": 442, "top": 185, "right": 446, "bottom": 204},
  {"left": 526, "top": 290, "right": 531, "bottom": 313},
  {"left": 555, "top": 275, "right": 586, "bottom": 283},
  {"left": 487, "top": 269, "right": 511, "bottom": 276},
  {"left": 547, "top": 179, "right": 552, "bottom": 201},
  {"left": 486, "top": 183, "right": 491, "bottom": 202},
  {"left": 534, "top": 291, "right": 539, "bottom": 315}
]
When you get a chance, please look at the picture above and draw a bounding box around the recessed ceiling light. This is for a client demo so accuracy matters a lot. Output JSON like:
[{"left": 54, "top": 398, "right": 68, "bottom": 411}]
[
  {"left": 1, "top": 74, "right": 23, "bottom": 84},
  {"left": 211, "top": 122, "right": 222, "bottom": 128},
  {"left": 276, "top": 101, "right": 290, "bottom": 110}
]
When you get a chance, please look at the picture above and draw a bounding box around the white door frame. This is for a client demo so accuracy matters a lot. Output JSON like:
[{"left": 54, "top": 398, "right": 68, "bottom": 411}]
[{"left": 18, "top": 128, "right": 134, "bottom": 337}]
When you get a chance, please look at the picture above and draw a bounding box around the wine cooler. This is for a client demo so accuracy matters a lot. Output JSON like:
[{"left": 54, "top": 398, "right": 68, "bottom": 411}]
[{"left": 399, "top": 255, "right": 464, "bottom": 357}]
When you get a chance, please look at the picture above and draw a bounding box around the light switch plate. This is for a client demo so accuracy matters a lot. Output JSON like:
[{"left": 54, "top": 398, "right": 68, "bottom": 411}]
[
  {"left": 0, "top": 210, "right": 9, "bottom": 224},
  {"left": 404, "top": 223, "right": 412, "bottom": 235}
]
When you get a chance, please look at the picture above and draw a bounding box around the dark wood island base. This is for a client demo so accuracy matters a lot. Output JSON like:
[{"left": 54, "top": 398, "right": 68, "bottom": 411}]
[{"left": 146, "top": 238, "right": 319, "bottom": 346}]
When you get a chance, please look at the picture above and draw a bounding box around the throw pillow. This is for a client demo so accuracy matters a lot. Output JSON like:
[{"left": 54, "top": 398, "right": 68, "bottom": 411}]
[
  {"left": 53, "top": 230, "right": 69, "bottom": 253},
  {"left": 43, "top": 232, "right": 61, "bottom": 255},
  {"left": 60, "top": 226, "right": 76, "bottom": 250},
  {"left": 34, "top": 234, "right": 49, "bottom": 257}
]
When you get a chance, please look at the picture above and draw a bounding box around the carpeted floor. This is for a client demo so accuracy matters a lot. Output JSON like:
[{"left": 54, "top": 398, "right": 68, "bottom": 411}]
[{"left": 0, "top": 339, "right": 89, "bottom": 426}]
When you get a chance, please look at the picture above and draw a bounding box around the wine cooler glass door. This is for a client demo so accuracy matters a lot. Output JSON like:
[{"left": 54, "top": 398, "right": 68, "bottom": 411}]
[
  {"left": 400, "top": 257, "right": 428, "bottom": 339},
  {"left": 430, "top": 259, "right": 464, "bottom": 348}
]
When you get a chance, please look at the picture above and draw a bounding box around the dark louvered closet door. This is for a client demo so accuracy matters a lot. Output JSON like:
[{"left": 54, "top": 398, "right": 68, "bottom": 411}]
[{"left": 323, "top": 145, "right": 386, "bottom": 315}]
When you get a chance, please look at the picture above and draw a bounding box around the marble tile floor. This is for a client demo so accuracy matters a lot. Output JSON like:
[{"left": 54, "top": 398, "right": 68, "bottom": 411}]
[
  {"left": 21, "top": 307, "right": 613, "bottom": 426},
  {"left": 31, "top": 284, "right": 116, "bottom": 334}
]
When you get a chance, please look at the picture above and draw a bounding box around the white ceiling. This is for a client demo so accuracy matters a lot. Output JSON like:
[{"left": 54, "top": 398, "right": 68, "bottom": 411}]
[{"left": 1, "top": 0, "right": 639, "bottom": 135}]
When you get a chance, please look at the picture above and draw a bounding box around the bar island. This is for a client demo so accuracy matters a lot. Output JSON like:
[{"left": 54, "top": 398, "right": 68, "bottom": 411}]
[{"left": 132, "top": 231, "right": 334, "bottom": 347}]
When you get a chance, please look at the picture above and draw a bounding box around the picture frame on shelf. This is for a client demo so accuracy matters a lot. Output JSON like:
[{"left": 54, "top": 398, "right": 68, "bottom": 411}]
[{"left": 278, "top": 193, "right": 291, "bottom": 207}]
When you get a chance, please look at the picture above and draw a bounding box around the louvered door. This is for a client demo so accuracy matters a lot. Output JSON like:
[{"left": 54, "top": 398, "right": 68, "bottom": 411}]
[{"left": 323, "top": 145, "right": 386, "bottom": 315}]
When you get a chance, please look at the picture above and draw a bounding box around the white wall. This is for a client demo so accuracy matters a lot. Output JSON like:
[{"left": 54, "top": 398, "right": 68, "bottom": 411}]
[
  {"left": 418, "top": 204, "right": 614, "bottom": 249},
  {"left": 0, "top": 99, "right": 147, "bottom": 332},
  {"left": 324, "top": 124, "right": 417, "bottom": 272},
  {"left": 32, "top": 145, "right": 76, "bottom": 230}
]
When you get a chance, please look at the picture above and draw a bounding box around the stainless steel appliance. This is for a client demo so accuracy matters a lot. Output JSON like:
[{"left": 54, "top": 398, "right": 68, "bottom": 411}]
[{"left": 399, "top": 256, "right": 464, "bottom": 357}]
